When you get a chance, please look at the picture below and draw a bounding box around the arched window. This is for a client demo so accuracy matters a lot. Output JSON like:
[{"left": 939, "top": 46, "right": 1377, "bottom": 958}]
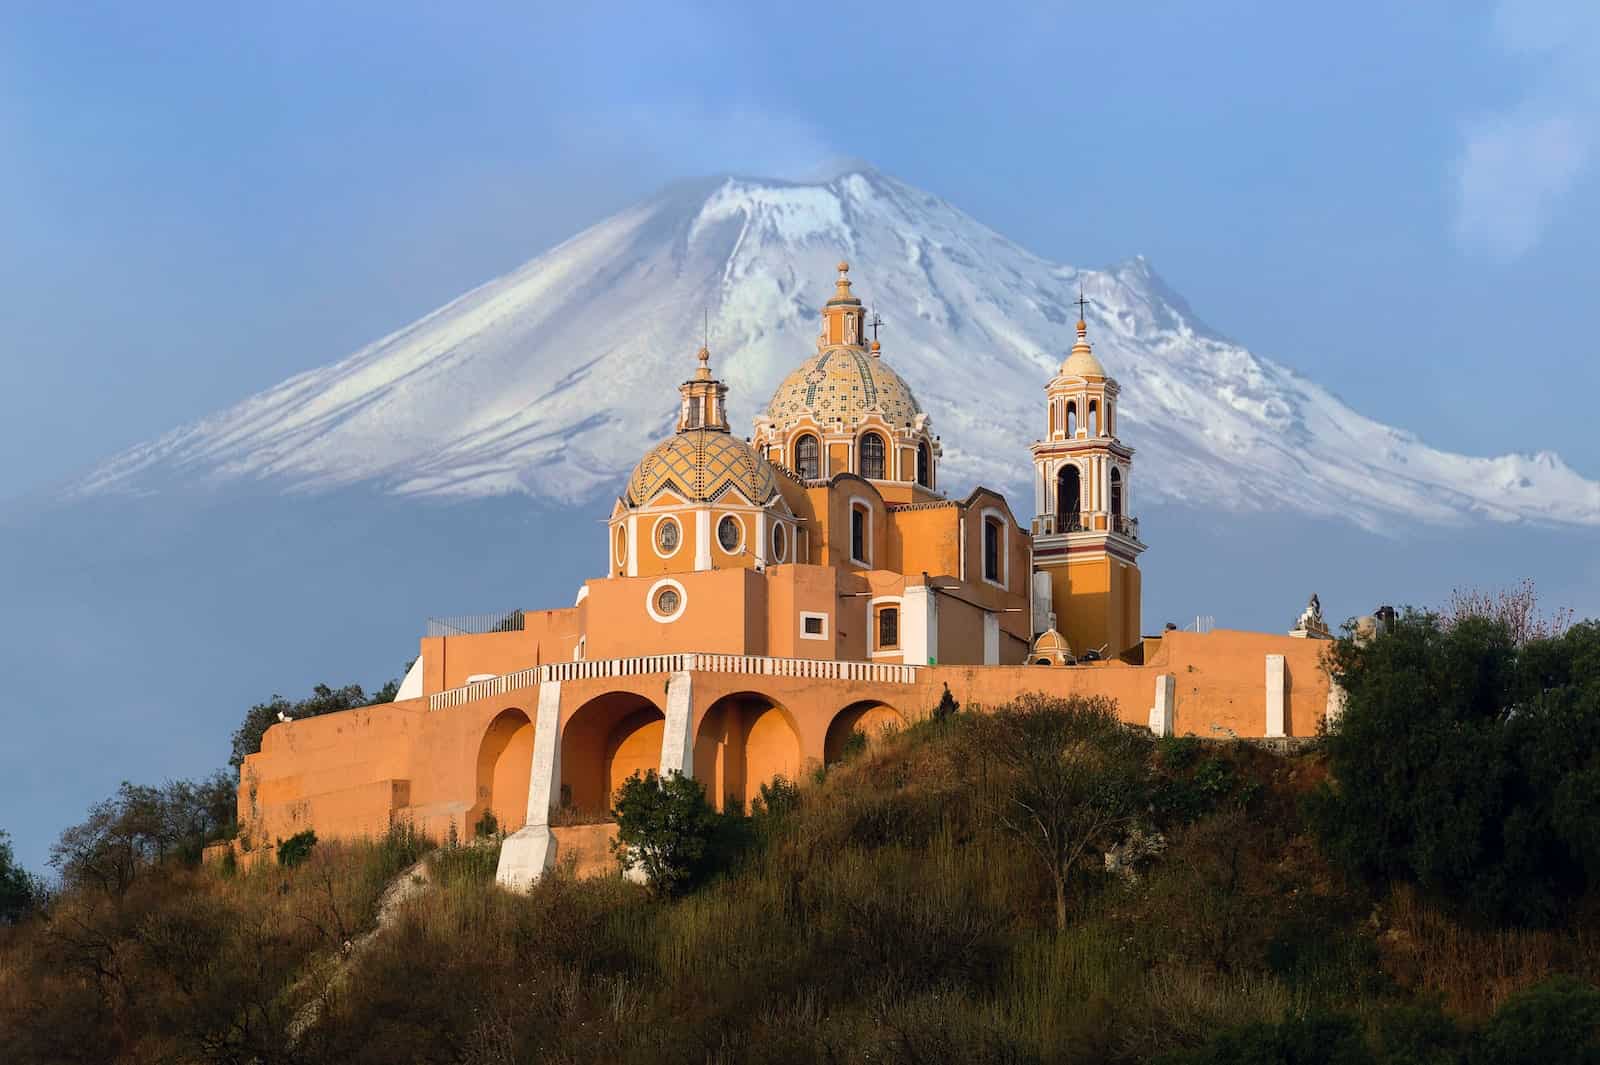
[
  {"left": 850, "top": 504, "right": 869, "bottom": 564},
  {"left": 983, "top": 517, "right": 1003, "bottom": 584},
  {"left": 794, "top": 433, "right": 820, "bottom": 479},
  {"left": 1066, "top": 401, "right": 1077, "bottom": 437},
  {"left": 916, "top": 441, "right": 931, "bottom": 488},
  {"left": 877, "top": 606, "right": 899, "bottom": 649},
  {"left": 860, "top": 433, "right": 886, "bottom": 480},
  {"left": 1056, "top": 465, "right": 1082, "bottom": 530},
  {"left": 1110, "top": 467, "right": 1123, "bottom": 518},
  {"left": 1088, "top": 399, "right": 1099, "bottom": 437}
]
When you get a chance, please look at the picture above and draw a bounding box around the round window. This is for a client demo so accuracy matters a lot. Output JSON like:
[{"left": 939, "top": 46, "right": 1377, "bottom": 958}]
[
  {"left": 655, "top": 517, "right": 680, "bottom": 554},
  {"left": 771, "top": 522, "right": 786, "bottom": 562},
  {"left": 717, "top": 514, "right": 741, "bottom": 552},
  {"left": 655, "top": 586, "right": 680, "bottom": 617}
]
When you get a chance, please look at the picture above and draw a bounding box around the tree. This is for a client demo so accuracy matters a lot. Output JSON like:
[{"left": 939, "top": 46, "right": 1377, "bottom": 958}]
[
  {"left": 610, "top": 770, "right": 717, "bottom": 897},
  {"left": 964, "top": 694, "right": 1150, "bottom": 930},
  {"left": 1, "top": 829, "right": 39, "bottom": 924},
  {"left": 229, "top": 680, "right": 395, "bottom": 769},
  {"left": 1443, "top": 577, "right": 1573, "bottom": 647},
  {"left": 1311, "top": 610, "right": 1600, "bottom": 925},
  {"left": 49, "top": 774, "right": 239, "bottom": 894}
]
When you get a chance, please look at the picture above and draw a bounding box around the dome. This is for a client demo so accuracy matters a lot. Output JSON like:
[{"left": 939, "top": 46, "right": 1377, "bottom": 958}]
[
  {"left": 766, "top": 346, "right": 923, "bottom": 431},
  {"left": 626, "top": 429, "right": 778, "bottom": 506},
  {"left": 1060, "top": 319, "right": 1106, "bottom": 378}
]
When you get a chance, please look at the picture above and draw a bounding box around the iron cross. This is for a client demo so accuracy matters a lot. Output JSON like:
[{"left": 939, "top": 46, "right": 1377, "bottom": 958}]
[{"left": 868, "top": 308, "right": 884, "bottom": 341}]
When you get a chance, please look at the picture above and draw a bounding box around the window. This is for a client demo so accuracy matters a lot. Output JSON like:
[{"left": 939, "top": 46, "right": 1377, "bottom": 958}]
[
  {"left": 717, "top": 514, "right": 742, "bottom": 552},
  {"left": 1066, "top": 401, "right": 1077, "bottom": 436},
  {"left": 916, "top": 441, "right": 931, "bottom": 488},
  {"left": 877, "top": 606, "right": 899, "bottom": 649},
  {"left": 800, "top": 612, "right": 828, "bottom": 639},
  {"left": 655, "top": 517, "right": 681, "bottom": 556},
  {"left": 1110, "top": 468, "right": 1123, "bottom": 518},
  {"left": 795, "top": 434, "right": 820, "bottom": 479},
  {"left": 771, "top": 522, "right": 787, "bottom": 562},
  {"left": 646, "top": 577, "right": 688, "bottom": 622},
  {"left": 1088, "top": 399, "right": 1099, "bottom": 436},
  {"left": 1056, "top": 465, "right": 1082, "bottom": 530},
  {"left": 859, "top": 433, "right": 886, "bottom": 480},
  {"left": 983, "top": 517, "right": 1003, "bottom": 584},
  {"left": 850, "top": 505, "right": 867, "bottom": 563},
  {"left": 685, "top": 399, "right": 702, "bottom": 428},
  {"left": 615, "top": 526, "right": 627, "bottom": 565}
]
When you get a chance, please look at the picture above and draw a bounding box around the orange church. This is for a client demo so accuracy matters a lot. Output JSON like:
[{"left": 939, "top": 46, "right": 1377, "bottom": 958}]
[{"left": 237, "top": 262, "right": 1340, "bottom": 887}]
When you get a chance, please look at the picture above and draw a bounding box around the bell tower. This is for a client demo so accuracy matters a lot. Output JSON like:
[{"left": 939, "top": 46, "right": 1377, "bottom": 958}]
[{"left": 1028, "top": 306, "right": 1146, "bottom": 658}]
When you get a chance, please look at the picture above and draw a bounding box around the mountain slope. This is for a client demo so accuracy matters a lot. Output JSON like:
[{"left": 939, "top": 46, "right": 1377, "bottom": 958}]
[{"left": 69, "top": 169, "right": 1600, "bottom": 529}]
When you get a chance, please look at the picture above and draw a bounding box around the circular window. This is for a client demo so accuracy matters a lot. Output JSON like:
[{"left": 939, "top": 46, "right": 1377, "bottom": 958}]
[
  {"left": 717, "top": 514, "right": 742, "bottom": 553},
  {"left": 656, "top": 587, "right": 680, "bottom": 616},
  {"left": 771, "top": 522, "right": 787, "bottom": 562},
  {"left": 654, "top": 516, "right": 681, "bottom": 556},
  {"left": 614, "top": 526, "right": 627, "bottom": 565},
  {"left": 646, "top": 578, "right": 687, "bottom": 623}
]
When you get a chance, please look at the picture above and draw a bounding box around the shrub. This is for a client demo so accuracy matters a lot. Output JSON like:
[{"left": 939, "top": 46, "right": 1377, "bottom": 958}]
[
  {"left": 1475, "top": 976, "right": 1600, "bottom": 1065},
  {"left": 1309, "top": 612, "right": 1600, "bottom": 926},
  {"left": 610, "top": 771, "right": 717, "bottom": 897},
  {"left": 277, "top": 829, "right": 318, "bottom": 868},
  {"left": 473, "top": 808, "right": 499, "bottom": 839},
  {"left": 0, "top": 830, "right": 38, "bottom": 924},
  {"left": 932, "top": 683, "right": 961, "bottom": 723},
  {"left": 1157, "top": 1011, "right": 1374, "bottom": 1065}
]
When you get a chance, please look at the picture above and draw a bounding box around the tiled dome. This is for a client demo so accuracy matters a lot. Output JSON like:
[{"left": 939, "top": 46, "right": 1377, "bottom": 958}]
[
  {"left": 766, "top": 346, "right": 923, "bottom": 432},
  {"left": 626, "top": 429, "right": 778, "bottom": 506}
]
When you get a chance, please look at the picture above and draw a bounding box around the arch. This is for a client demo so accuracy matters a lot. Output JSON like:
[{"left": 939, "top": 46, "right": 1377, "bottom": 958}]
[
  {"left": 794, "top": 433, "right": 820, "bottom": 479},
  {"left": 916, "top": 440, "right": 932, "bottom": 488},
  {"left": 1110, "top": 467, "right": 1123, "bottom": 518},
  {"left": 859, "top": 432, "right": 887, "bottom": 480},
  {"left": 1056, "top": 464, "right": 1082, "bottom": 529},
  {"left": 471, "top": 708, "right": 535, "bottom": 835},
  {"left": 1088, "top": 399, "right": 1099, "bottom": 436},
  {"left": 825, "top": 701, "right": 907, "bottom": 763},
  {"left": 559, "top": 691, "right": 665, "bottom": 820},
  {"left": 1066, "top": 401, "right": 1077, "bottom": 436},
  {"left": 693, "top": 692, "right": 801, "bottom": 813}
]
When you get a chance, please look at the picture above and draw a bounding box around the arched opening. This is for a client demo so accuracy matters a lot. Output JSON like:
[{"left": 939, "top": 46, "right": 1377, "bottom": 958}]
[
  {"left": 1056, "top": 465, "right": 1082, "bottom": 530},
  {"left": 916, "top": 440, "right": 931, "bottom": 488},
  {"left": 1066, "top": 401, "right": 1078, "bottom": 436},
  {"left": 983, "top": 516, "right": 1003, "bottom": 584},
  {"left": 794, "top": 433, "right": 820, "bottom": 480},
  {"left": 1110, "top": 467, "right": 1123, "bottom": 519},
  {"left": 1034, "top": 657, "right": 1053, "bottom": 666},
  {"left": 560, "top": 692, "right": 665, "bottom": 820},
  {"left": 1088, "top": 399, "right": 1099, "bottom": 437},
  {"left": 859, "top": 432, "right": 886, "bottom": 480},
  {"left": 693, "top": 693, "right": 801, "bottom": 813},
  {"left": 825, "top": 701, "right": 907, "bottom": 763},
  {"left": 471, "top": 708, "right": 535, "bottom": 836}
]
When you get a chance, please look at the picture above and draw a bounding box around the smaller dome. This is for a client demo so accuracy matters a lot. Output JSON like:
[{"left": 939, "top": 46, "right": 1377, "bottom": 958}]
[
  {"left": 1060, "top": 319, "right": 1106, "bottom": 378},
  {"left": 1033, "top": 628, "right": 1073, "bottom": 656},
  {"left": 627, "top": 429, "right": 777, "bottom": 506}
]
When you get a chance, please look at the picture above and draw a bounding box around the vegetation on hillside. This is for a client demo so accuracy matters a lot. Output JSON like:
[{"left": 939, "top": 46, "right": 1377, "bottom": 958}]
[{"left": 2, "top": 593, "right": 1597, "bottom": 1062}]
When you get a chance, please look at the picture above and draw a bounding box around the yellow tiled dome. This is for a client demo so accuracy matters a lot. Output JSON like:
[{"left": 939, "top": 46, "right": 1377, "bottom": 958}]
[
  {"left": 626, "top": 429, "right": 778, "bottom": 506},
  {"left": 766, "top": 346, "right": 923, "bottom": 431}
]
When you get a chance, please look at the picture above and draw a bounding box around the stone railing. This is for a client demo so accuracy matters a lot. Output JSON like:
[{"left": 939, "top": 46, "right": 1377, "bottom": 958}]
[{"left": 427, "top": 652, "right": 920, "bottom": 711}]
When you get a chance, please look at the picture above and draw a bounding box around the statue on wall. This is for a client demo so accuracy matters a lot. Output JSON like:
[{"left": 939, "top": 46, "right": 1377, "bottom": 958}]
[{"left": 1294, "top": 593, "right": 1327, "bottom": 634}]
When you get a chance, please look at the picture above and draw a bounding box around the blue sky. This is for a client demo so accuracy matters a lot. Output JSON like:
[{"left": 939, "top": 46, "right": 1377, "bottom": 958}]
[{"left": 2, "top": 0, "right": 1598, "bottom": 502}]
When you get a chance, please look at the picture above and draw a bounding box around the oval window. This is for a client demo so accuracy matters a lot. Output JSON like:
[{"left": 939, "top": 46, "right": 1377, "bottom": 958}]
[
  {"left": 655, "top": 586, "right": 680, "bottom": 617},
  {"left": 771, "top": 522, "right": 786, "bottom": 562},
  {"left": 615, "top": 526, "right": 627, "bottom": 564},
  {"left": 717, "top": 515, "right": 741, "bottom": 552},
  {"left": 655, "top": 517, "right": 680, "bottom": 555}
]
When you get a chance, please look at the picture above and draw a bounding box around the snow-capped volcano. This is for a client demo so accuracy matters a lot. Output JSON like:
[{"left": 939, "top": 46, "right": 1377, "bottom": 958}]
[{"left": 69, "top": 168, "right": 1600, "bottom": 529}]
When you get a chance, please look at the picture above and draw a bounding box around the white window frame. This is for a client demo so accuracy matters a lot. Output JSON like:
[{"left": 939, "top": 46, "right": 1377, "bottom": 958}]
[
  {"left": 869, "top": 595, "right": 904, "bottom": 658},
  {"left": 716, "top": 512, "right": 745, "bottom": 555},
  {"left": 770, "top": 520, "right": 788, "bottom": 563},
  {"left": 847, "top": 496, "right": 873, "bottom": 568},
  {"left": 646, "top": 577, "right": 688, "bottom": 623},
  {"left": 979, "top": 506, "right": 1010, "bottom": 591},
  {"left": 799, "top": 611, "right": 830, "bottom": 641},
  {"left": 652, "top": 514, "right": 684, "bottom": 559}
]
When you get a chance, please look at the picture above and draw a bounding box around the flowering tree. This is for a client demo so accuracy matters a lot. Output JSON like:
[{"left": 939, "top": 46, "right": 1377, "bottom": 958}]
[{"left": 1443, "top": 578, "right": 1573, "bottom": 647}]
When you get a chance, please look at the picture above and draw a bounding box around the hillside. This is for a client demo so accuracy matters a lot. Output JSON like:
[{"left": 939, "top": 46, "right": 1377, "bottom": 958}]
[
  {"left": 66, "top": 168, "right": 1600, "bottom": 529},
  {"left": 5, "top": 696, "right": 1598, "bottom": 1064}
]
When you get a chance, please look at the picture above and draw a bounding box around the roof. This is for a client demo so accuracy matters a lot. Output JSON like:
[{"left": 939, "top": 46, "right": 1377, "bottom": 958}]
[
  {"left": 765, "top": 346, "right": 922, "bottom": 432},
  {"left": 625, "top": 429, "right": 778, "bottom": 506}
]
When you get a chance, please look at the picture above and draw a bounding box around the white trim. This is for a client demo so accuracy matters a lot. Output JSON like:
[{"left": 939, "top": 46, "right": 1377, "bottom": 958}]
[
  {"left": 465, "top": 673, "right": 499, "bottom": 684},
  {"left": 799, "top": 611, "right": 830, "bottom": 640},
  {"left": 770, "top": 520, "right": 788, "bottom": 563},
  {"left": 869, "top": 595, "right": 904, "bottom": 656},
  {"left": 646, "top": 578, "right": 688, "bottom": 623},
  {"left": 715, "top": 512, "right": 745, "bottom": 556},
  {"left": 979, "top": 506, "right": 1011, "bottom": 590},
  {"left": 626, "top": 515, "right": 639, "bottom": 576},
  {"left": 901, "top": 585, "right": 938, "bottom": 666},
  {"left": 651, "top": 514, "right": 682, "bottom": 561},
  {"left": 573, "top": 637, "right": 586, "bottom": 661},
  {"left": 695, "top": 510, "right": 712, "bottom": 571},
  {"left": 614, "top": 524, "right": 628, "bottom": 569},
  {"left": 754, "top": 511, "right": 768, "bottom": 567},
  {"left": 847, "top": 495, "right": 874, "bottom": 568}
]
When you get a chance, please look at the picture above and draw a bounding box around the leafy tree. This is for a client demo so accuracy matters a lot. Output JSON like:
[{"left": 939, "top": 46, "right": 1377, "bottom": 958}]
[
  {"left": 963, "top": 693, "right": 1150, "bottom": 930},
  {"left": 610, "top": 770, "right": 717, "bottom": 897},
  {"left": 1475, "top": 976, "right": 1600, "bottom": 1065},
  {"left": 230, "top": 680, "right": 398, "bottom": 769},
  {"left": 0, "top": 829, "right": 39, "bottom": 924},
  {"left": 1310, "top": 611, "right": 1600, "bottom": 925},
  {"left": 50, "top": 773, "right": 238, "bottom": 894},
  {"left": 276, "top": 829, "right": 317, "bottom": 868}
]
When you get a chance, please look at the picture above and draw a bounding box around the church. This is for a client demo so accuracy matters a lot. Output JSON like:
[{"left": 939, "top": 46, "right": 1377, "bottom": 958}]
[{"left": 236, "top": 262, "right": 1339, "bottom": 886}]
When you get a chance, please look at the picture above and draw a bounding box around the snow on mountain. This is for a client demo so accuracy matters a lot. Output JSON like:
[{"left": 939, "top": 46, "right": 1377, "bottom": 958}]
[{"left": 69, "top": 168, "right": 1600, "bottom": 529}]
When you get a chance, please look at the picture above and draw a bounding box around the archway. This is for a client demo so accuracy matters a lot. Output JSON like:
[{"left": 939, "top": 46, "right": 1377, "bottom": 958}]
[
  {"left": 1056, "top": 465, "right": 1082, "bottom": 530},
  {"left": 560, "top": 692, "right": 665, "bottom": 820},
  {"left": 825, "top": 701, "right": 907, "bottom": 764},
  {"left": 471, "top": 708, "right": 535, "bottom": 836},
  {"left": 693, "top": 692, "right": 801, "bottom": 813}
]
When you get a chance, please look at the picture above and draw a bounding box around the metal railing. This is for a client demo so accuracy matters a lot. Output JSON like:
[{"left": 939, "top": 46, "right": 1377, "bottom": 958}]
[
  {"left": 425, "top": 610, "right": 526, "bottom": 637},
  {"left": 427, "top": 652, "right": 921, "bottom": 711},
  {"left": 1112, "top": 515, "right": 1140, "bottom": 540}
]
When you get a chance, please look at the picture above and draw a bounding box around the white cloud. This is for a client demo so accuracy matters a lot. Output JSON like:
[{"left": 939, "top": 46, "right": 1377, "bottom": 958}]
[{"left": 1453, "top": 1, "right": 1600, "bottom": 257}]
